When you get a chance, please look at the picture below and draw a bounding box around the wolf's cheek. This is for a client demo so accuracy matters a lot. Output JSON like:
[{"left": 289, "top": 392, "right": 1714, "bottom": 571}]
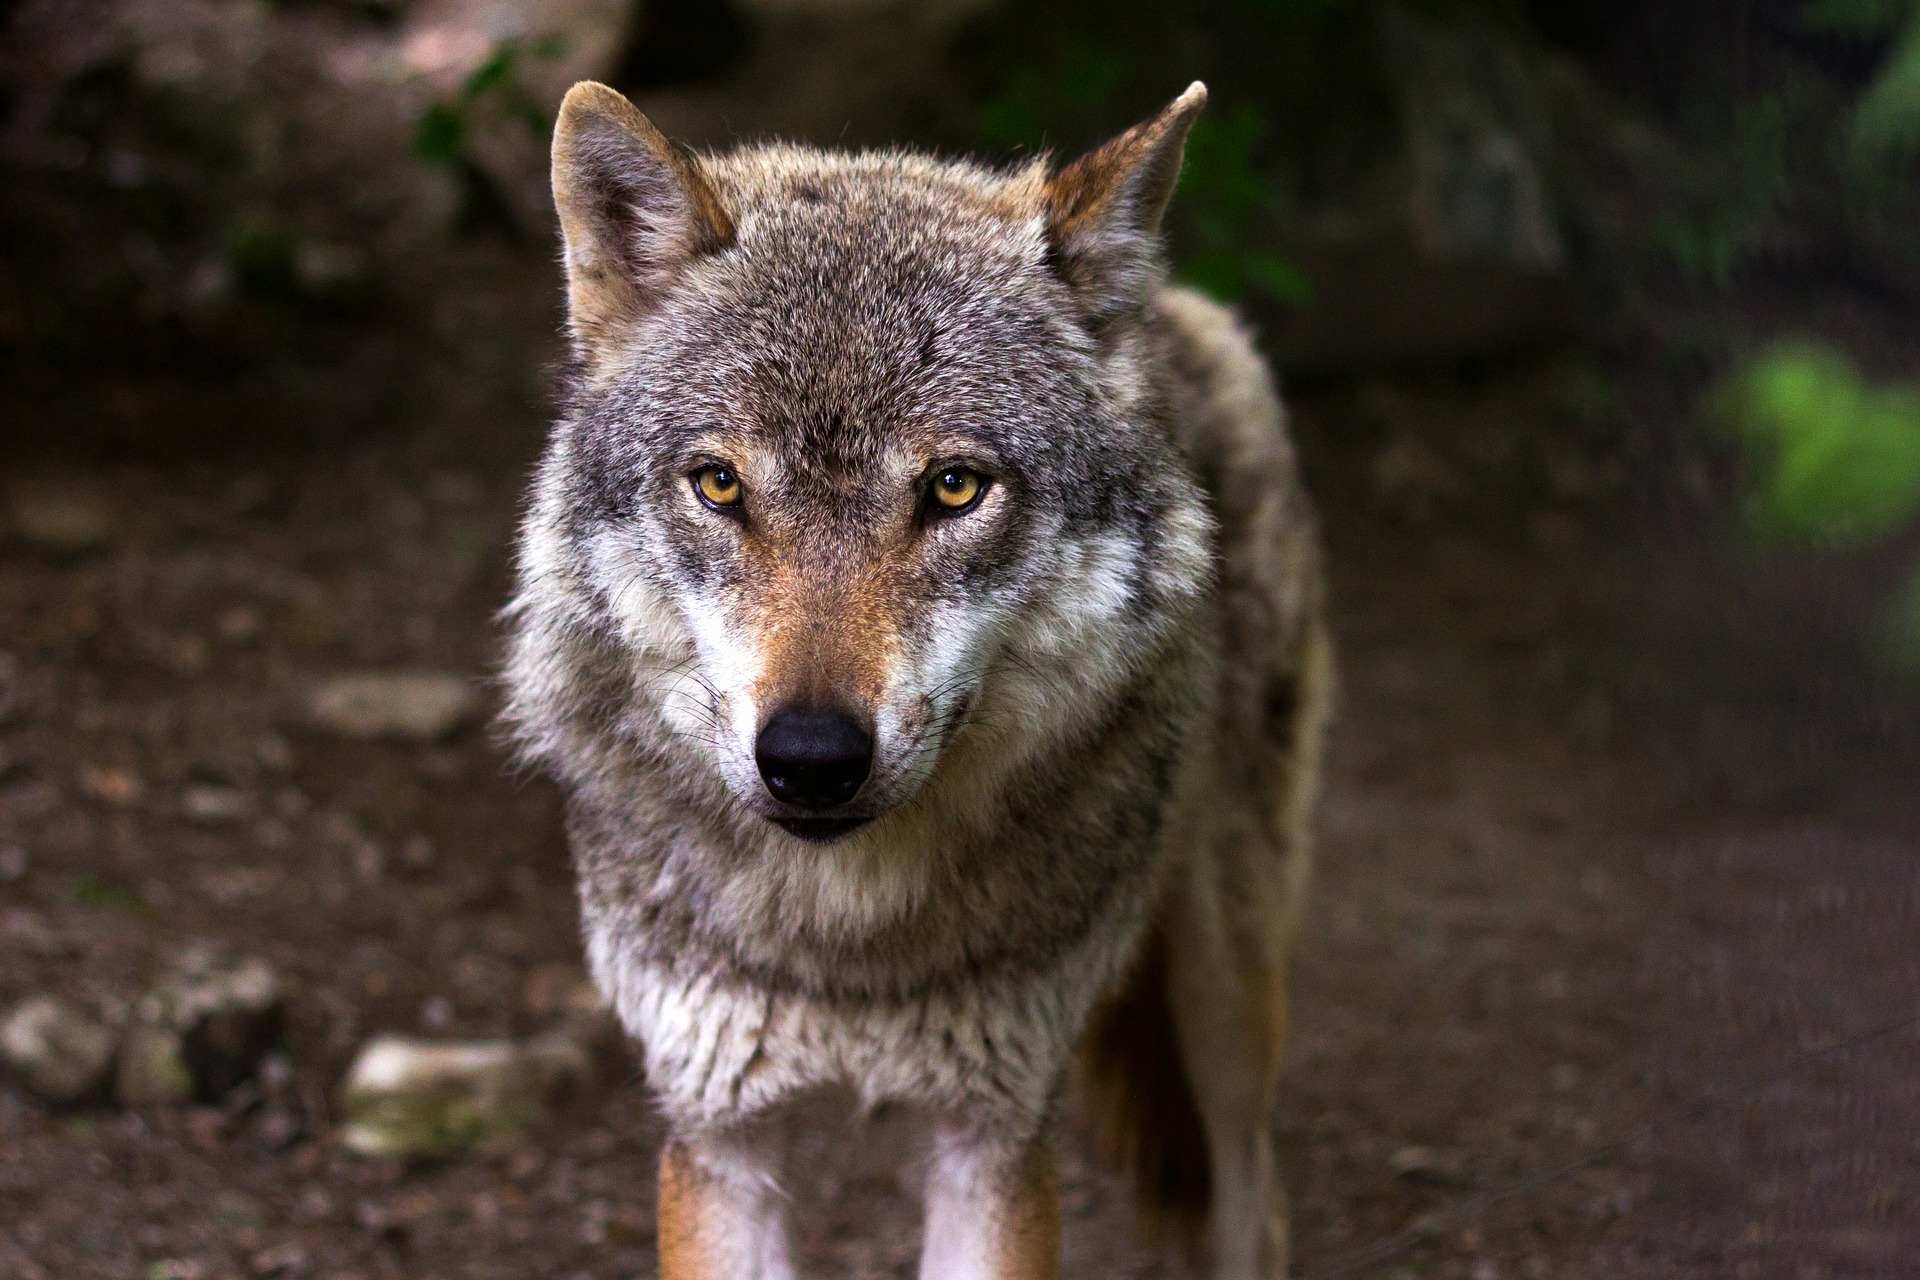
[
  {"left": 868, "top": 596, "right": 1005, "bottom": 767},
  {"left": 670, "top": 591, "right": 768, "bottom": 747}
]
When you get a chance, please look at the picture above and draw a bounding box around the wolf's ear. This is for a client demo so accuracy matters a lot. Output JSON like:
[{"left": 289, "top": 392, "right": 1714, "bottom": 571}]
[
  {"left": 551, "top": 81, "right": 734, "bottom": 357},
  {"left": 1043, "top": 81, "right": 1206, "bottom": 324}
]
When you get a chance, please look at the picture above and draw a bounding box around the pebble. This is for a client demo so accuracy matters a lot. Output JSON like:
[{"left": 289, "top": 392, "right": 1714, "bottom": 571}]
[
  {"left": 306, "top": 672, "right": 479, "bottom": 741},
  {"left": 180, "top": 785, "right": 253, "bottom": 825},
  {"left": 1388, "top": 1144, "right": 1448, "bottom": 1181},
  {"left": 1, "top": 996, "right": 117, "bottom": 1103},
  {"left": 337, "top": 1030, "right": 595, "bottom": 1159},
  {"left": 118, "top": 953, "right": 285, "bottom": 1106},
  {"left": 0, "top": 844, "right": 26, "bottom": 881}
]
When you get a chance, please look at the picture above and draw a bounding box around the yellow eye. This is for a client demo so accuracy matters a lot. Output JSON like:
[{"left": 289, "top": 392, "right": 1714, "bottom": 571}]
[
  {"left": 694, "top": 465, "right": 743, "bottom": 509},
  {"left": 931, "top": 468, "right": 986, "bottom": 512}
]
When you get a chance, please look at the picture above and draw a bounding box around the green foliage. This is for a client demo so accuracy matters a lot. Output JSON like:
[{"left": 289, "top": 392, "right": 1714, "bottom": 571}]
[
  {"left": 1802, "top": 0, "right": 1911, "bottom": 38},
  {"left": 1654, "top": 101, "right": 1789, "bottom": 286},
  {"left": 1721, "top": 343, "right": 1920, "bottom": 549},
  {"left": 1846, "top": 14, "right": 1920, "bottom": 166},
  {"left": 1177, "top": 106, "right": 1312, "bottom": 304},
  {"left": 1802, "top": 0, "right": 1920, "bottom": 171},
  {"left": 412, "top": 34, "right": 565, "bottom": 167},
  {"left": 975, "top": 40, "right": 1128, "bottom": 153},
  {"left": 1721, "top": 342, "right": 1920, "bottom": 667}
]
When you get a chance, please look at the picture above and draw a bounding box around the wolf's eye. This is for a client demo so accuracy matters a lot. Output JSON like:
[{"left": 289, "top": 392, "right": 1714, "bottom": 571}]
[
  {"left": 693, "top": 465, "right": 743, "bottom": 510},
  {"left": 929, "top": 468, "right": 987, "bottom": 514}
]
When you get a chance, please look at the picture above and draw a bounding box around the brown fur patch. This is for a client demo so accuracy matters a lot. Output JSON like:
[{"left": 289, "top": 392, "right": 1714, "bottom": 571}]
[
  {"left": 656, "top": 1141, "right": 716, "bottom": 1280},
  {"left": 1076, "top": 919, "right": 1212, "bottom": 1251},
  {"left": 1044, "top": 82, "right": 1206, "bottom": 248},
  {"left": 998, "top": 1139, "right": 1063, "bottom": 1280},
  {"left": 742, "top": 536, "right": 906, "bottom": 717}
]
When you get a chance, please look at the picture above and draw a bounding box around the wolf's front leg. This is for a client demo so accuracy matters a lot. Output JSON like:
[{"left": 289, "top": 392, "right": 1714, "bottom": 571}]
[
  {"left": 657, "top": 1135, "right": 795, "bottom": 1280},
  {"left": 920, "top": 1128, "right": 1061, "bottom": 1280}
]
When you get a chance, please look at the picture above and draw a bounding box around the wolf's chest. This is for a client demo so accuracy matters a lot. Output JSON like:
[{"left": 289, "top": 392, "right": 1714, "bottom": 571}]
[{"left": 584, "top": 919, "right": 1138, "bottom": 1134}]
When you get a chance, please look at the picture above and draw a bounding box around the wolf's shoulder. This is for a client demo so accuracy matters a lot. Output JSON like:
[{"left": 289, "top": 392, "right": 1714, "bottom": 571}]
[{"left": 1150, "top": 285, "right": 1301, "bottom": 510}]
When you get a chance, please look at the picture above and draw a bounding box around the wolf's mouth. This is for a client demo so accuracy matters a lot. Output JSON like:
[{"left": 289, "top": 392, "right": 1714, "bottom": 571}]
[{"left": 770, "top": 814, "right": 873, "bottom": 843}]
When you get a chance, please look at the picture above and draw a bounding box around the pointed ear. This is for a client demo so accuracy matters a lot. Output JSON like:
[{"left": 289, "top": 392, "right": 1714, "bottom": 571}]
[
  {"left": 551, "top": 81, "right": 734, "bottom": 357},
  {"left": 1044, "top": 82, "right": 1207, "bottom": 324}
]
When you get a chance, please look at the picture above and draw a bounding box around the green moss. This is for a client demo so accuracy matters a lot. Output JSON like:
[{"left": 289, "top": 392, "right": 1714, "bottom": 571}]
[{"left": 1721, "top": 343, "right": 1920, "bottom": 548}]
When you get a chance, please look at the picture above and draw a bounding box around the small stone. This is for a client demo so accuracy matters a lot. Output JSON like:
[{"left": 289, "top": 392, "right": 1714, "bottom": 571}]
[
  {"left": 1388, "top": 1145, "right": 1447, "bottom": 1180},
  {"left": 1, "top": 995, "right": 117, "bottom": 1103},
  {"left": 0, "top": 844, "right": 26, "bottom": 881},
  {"left": 1, "top": 908, "right": 68, "bottom": 956},
  {"left": 181, "top": 785, "right": 253, "bottom": 825},
  {"left": 78, "top": 765, "right": 144, "bottom": 806},
  {"left": 337, "top": 1031, "right": 594, "bottom": 1159},
  {"left": 7, "top": 477, "right": 116, "bottom": 551},
  {"left": 120, "top": 955, "right": 285, "bottom": 1106},
  {"left": 307, "top": 672, "right": 479, "bottom": 742},
  {"left": 149, "top": 1260, "right": 208, "bottom": 1280},
  {"left": 249, "top": 1242, "right": 307, "bottom": 1277}
]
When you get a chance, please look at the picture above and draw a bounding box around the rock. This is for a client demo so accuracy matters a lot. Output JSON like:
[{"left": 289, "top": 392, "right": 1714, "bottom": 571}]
[
  {"left": 1, "top": 908, "right": 68, "bottom": 957},
  {"left": 1389, "top": 1144, "right": 1450, "bottom": 1181},
  {"left": 1, "top": 996, "right": 117, "bottom": 1103},
  {"left": 337, "top": 1031, "right": 594, "bottom": 1159},
  {"left": 116, "top": 1023, "right": 196, "bottom": 1107},
  {"left": 77, "top": 764, "right": 144, "bottom": 806},
  {"left": 119, "top": 954, "right": 285, "bottom": 1106},
  {"left": 0, "top": 844, "right": 26, "bottom": 881},
  {"left": 6, "top": 477, "right": 116, "bottom": 551},
  {"left": 180, "top": 785, "right": 253, "bottom": 825},
  {"left": 307, "top": 672, "right": 479, "bottom": 741}
]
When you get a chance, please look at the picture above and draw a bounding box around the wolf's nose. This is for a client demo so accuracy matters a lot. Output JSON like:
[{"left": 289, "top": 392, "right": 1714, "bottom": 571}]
[{"left": 755, "top": 707, "right": 874, "bottom": 810}]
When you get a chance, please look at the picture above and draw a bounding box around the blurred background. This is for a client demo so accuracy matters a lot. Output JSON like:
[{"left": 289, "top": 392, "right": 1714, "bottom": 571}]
[{"left": 3, "top": 1, "right": 1919, "bottom": 1277}]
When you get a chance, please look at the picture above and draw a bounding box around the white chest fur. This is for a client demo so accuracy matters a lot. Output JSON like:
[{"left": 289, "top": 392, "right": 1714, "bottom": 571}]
[{"left": 585, "top": 916, "right": 1139, "bottom": 1137}]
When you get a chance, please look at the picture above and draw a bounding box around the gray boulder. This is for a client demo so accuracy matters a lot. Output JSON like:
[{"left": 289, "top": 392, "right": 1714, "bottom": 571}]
[
  {"left": 337, "top": 1031, "right": 594, "bottom": 1159},
  {"left": 117, "top": 954, "right": 285, "bottom": 1106},
  {"left": 1, "top": 996, "right": 117, "bottom": 1104},
  {"left": 306, "top": 672, "right": 479, "bottom": 741}
]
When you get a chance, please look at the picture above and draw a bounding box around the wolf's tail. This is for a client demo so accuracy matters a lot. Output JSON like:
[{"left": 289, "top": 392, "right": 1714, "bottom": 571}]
[{"left": 1076, "top": 920, "right": 1212, "bottom": 1253}]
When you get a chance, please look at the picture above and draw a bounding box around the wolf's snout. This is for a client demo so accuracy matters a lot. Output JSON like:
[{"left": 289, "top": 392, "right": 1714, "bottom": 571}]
[{"left": 755, "top": 707, "right": 874, "bottom": 810}]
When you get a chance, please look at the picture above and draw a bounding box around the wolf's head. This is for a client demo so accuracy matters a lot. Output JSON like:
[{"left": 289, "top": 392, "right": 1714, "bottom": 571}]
[{"left": 516, "top": 82, "right": 1215, "bottom": 847}]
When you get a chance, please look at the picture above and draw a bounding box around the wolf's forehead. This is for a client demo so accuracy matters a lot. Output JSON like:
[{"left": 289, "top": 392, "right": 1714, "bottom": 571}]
[{"left": 667, "top": 218, "right": 1065, "bottom": 439}]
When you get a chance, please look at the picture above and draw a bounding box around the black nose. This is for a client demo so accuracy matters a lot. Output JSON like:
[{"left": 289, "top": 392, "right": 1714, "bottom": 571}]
[{"left": 755, "top": 707, "right": 874, "bottom": 810}]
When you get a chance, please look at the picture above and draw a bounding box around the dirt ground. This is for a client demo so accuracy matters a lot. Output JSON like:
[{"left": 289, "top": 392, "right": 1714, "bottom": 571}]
[{"left": 3, "top": 246, "right": 1918, "bottom": 1280}]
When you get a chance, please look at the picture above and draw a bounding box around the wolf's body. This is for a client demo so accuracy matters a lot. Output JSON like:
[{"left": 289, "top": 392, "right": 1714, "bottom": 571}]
[{"left": 503, "top": 80, "right": 1331, "bottom": 1279}]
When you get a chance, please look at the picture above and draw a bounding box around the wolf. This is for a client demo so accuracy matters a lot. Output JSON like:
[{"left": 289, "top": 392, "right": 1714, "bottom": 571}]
[{"left": 501, "top": 77, "right": 1333, "bottom": 1279}]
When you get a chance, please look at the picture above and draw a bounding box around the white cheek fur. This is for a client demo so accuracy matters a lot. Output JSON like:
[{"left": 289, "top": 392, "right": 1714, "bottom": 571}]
[{"left": 581, "top": 526, "right": 766, "bottom": 780}]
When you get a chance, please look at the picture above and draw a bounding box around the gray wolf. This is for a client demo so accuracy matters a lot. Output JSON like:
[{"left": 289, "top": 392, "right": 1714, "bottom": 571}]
[{"left": 502, "top": 77, "right": 1332, "bottom": 1279}]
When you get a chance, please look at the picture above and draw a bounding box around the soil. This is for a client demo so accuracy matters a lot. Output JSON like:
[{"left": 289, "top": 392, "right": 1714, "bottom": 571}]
[{"left": 3, "top": 243, "right": 1919, "bottom": 1280}]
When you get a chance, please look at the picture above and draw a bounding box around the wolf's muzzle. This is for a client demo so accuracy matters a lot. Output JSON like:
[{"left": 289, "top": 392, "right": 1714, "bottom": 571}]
[{"left": 755, "top": 706, "right": 874, "bottom": 811}]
